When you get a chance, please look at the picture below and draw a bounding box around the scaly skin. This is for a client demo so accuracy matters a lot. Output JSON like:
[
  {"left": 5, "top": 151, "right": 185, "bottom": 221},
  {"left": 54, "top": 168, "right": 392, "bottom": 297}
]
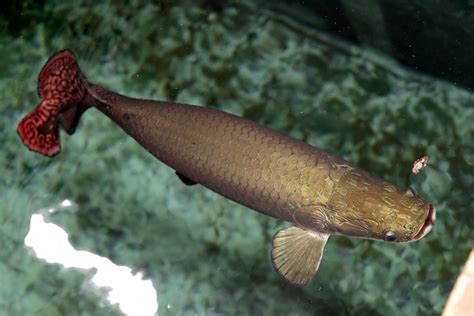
[
  {"left": 90, "top": 85, "right": 342, "bottom": 224},
  {"left": 90, "top": 85, "right": 431, "bottom": 242},
  {"left": 17, "top": 50, "right": 435, "bottom": 244}
]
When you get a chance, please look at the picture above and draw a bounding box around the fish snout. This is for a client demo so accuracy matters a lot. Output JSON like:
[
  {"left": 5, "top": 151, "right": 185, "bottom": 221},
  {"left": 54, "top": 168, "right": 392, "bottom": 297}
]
[{"left": 412, "top": 204, "right": 436, "bottom": 241}]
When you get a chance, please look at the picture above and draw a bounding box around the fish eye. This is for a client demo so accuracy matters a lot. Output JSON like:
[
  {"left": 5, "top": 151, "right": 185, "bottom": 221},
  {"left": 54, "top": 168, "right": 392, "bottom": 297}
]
[
  {"left": 405, "top": 187, "right": 417, "bottom": 197},
  {"left": 384, "top": 231, "right": 398, "bottom": 242}
]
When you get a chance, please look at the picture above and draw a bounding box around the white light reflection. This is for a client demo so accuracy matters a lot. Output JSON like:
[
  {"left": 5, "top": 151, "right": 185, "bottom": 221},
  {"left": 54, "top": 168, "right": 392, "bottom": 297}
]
[{"left": 24, "top": 199, "right": 158, "bottom": 316}]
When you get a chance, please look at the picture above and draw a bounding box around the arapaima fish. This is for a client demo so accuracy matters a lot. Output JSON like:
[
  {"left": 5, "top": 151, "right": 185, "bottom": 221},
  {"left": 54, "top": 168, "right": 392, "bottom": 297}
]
[{"left": 17, "top": 50, "right": 436, "bottom": 285}]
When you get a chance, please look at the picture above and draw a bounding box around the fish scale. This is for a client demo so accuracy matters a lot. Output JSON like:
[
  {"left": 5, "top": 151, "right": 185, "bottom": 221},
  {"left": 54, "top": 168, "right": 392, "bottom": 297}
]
[{"left": 91, "top": 89, "right": 338, "bottom": 223}]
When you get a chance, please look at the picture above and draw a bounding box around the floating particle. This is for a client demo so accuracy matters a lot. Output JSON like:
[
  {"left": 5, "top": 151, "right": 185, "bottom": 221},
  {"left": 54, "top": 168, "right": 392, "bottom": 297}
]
[{"left": 412, "top": 156, "right": 429, "bottom": 174}]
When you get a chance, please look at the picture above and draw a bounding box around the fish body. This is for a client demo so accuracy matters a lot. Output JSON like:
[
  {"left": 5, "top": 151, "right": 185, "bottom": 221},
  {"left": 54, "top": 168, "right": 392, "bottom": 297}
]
[
  {"left": 91, "top": 85, "right": 347, "bottom": 228},
  {"left": 17, "top": 50, "right": 436, "bottom": 285}
]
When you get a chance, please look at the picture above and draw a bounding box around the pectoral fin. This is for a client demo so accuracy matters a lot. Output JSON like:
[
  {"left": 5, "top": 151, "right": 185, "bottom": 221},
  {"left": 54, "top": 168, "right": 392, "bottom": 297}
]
[{"left": 271, "top": 226, "right": 329, "bottom": 285}]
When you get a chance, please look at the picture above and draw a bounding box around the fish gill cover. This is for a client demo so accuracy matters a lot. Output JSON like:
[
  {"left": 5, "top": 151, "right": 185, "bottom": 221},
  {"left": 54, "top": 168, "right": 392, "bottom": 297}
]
[{"left": 0, "top": 0, "right": 472, "bottom": 315}]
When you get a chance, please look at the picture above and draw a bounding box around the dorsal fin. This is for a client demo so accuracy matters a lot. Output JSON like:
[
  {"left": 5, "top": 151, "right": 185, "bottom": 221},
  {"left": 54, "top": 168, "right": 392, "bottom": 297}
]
[{"left": 271, "top": 226, "right": 329, "bottom": 285}]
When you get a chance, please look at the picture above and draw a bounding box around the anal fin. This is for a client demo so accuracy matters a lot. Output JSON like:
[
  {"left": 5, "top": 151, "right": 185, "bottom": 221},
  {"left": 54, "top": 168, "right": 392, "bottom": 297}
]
[
  {"left": 59, "top": 102, "right": 89, "bottom": 135},
  {"left": 271, "top": 226, "right": 329, "bottom": 285}
]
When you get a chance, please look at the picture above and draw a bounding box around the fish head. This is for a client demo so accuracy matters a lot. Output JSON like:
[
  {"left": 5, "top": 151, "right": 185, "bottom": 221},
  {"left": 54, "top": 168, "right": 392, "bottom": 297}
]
[{"left": 327, "top": 170, "right": 436, "bottom": 243}]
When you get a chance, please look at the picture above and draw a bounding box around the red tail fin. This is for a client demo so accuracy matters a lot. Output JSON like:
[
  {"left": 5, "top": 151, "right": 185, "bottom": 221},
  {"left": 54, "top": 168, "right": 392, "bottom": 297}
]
[{"left": 17, "top": 50, "right": 89, "bottom": 157}]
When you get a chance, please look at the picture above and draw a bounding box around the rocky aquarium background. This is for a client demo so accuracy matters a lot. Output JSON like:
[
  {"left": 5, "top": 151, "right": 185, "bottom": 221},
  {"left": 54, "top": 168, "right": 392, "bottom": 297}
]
[{"left": 1, "top": 0, "right": 472, "bottom": 315}]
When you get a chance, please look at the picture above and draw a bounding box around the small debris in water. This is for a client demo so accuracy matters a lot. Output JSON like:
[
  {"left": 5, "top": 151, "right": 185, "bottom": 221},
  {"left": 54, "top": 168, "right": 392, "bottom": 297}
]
[{"left": 412, "top": 156, "right": 429, "bottom": 174}]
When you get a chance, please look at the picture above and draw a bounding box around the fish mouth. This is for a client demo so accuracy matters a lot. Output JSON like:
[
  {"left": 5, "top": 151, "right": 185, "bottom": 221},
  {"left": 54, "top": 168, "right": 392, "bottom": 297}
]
[{"left": 412, "top": 204, "right": 436, "bottom": 241}]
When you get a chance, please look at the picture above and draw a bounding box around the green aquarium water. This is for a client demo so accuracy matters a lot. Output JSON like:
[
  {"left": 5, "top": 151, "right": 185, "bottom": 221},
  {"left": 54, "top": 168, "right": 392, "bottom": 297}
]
[{"left": 1, "top": 1, "right": 472, "bottom": 315}]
